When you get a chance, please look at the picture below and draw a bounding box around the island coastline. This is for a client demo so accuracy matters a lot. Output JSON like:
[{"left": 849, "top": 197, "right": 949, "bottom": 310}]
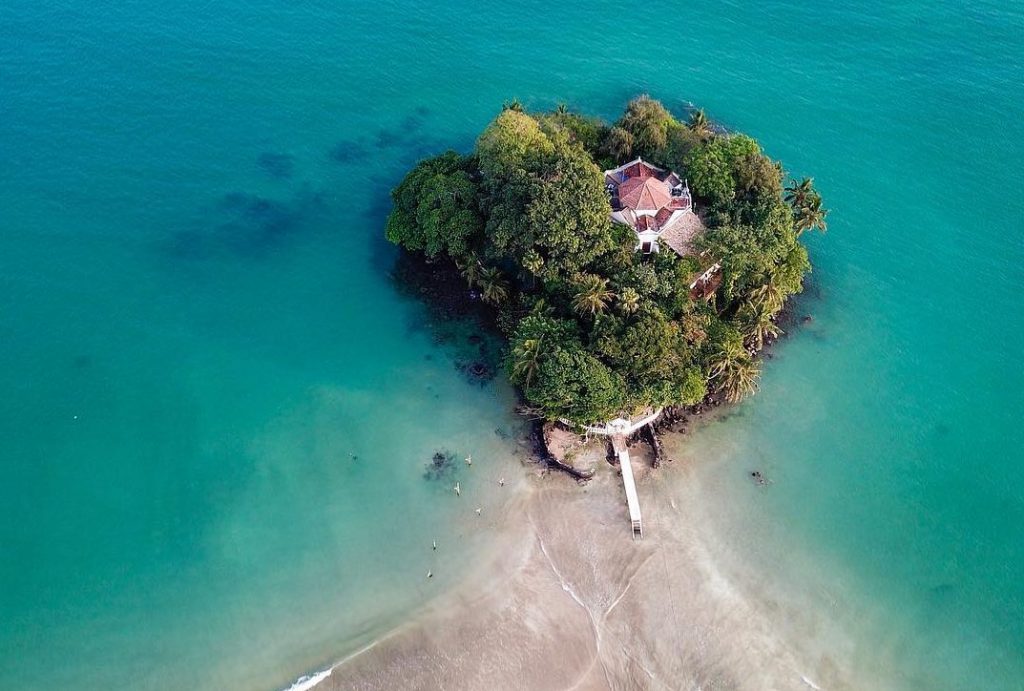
[
  {"left": 280, "top": 97, "right": 839, "bottom": 690},
  {"left": 305, "top": 427, "right": 870, "bottom": 691}
]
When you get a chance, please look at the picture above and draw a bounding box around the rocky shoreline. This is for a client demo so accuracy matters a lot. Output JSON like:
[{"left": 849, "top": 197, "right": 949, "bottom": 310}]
[{"left": 393, "top": 248, "right": 812, "bottom": 482}]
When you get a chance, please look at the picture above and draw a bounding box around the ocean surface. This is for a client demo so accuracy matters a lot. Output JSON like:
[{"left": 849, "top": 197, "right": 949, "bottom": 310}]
[{"left": 2, "top": 1, "right": 1023, "bottom": 689}]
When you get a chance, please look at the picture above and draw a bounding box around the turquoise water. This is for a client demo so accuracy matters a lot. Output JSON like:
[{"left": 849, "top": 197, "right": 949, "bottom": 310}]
[{"left": 2, "top": 0, "right": 1023, "bottom": 688}]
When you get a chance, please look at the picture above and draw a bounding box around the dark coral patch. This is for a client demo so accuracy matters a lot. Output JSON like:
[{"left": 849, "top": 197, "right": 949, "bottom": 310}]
[
  {"left": 423, "top": 450, "right": 458, "bottom": 481},
  {"left": 257, "top": 152, "right": 295, "bottom": 180},
  {"left": 167, "top": 188, "right": 328, "bottom": 260},
  {"left": 328, "top": 139, "right": 370, "bottom": 164}
]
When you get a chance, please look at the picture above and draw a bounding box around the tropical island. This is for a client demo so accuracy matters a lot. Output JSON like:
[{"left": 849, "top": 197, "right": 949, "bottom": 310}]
[{"left": 386, "top": 96, "right": 826, "bottom": 499}]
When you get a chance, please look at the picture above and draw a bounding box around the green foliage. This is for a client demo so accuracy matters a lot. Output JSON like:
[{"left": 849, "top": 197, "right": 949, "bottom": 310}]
[
  {"left": 683, "top": 135, "right": 772, "bottom": 209},
  {"left": 507, "top": 314, "right": 576, "bottom": 390},
  {"left": 684, "top": 140, "right": 735, "bottom": 208},
  {"left": 571, "top": 274, "right": 615, "bottom": 316},
  {"left": 719, "top": 134, "right": 760, "bottom": 161},
  {"left": 591, "top": 223, "right": 638, "bottom": 276},
  {"left": 520, "top": 144, "right": 615, "bottom": 281},
  {"left": 733, "top": 152, "right": 783, "bottom": 198},
  {"left": 600, "top": 126, "right": 635, "bottom": 165},
  {"left": 737, "top": 299, "right": 782, "bottom": 350},
  {"left": 617, "top": 286, "right": 641, "bottom": 315},
  {"left": 678, "top": 304, "right": 711, "bottom": 346},
  {"left": 458, "top": 253, "right": 483, "bottom": 286},
  {"left": 785, "top": 177, "right": 828, "bottom": 236},
  {"left": 600, "top": 308, "right": 676, "bottom": 377},
  {"left": 616, "top": 95, "right": 673, "bottom": 159},
  {"left": 595, "top": 307, "right": 707, "bottom": 409},
  {"left": 675, "top": 367, "right": 709, "bottom": 405},
  {"left": 525, "top": 341, "right": 626, "bottom": 423},
  {"left": 385, "top": 151, "right": 483, "bottom": 259},
  {"left": 707, "top": 327, "right": 760, "bottom": 402},
  {"left": 539, "top": 109, "right": 605, "bottom": 159},
  {"left": 794, "top": 193, "right": 828, "bottom": 235},
  {"left": 662, "top": 122, "right": 701, "bottom": 173},
  {"left": 386, "top": 97, "right": 821, "bottom": 424},
  {"left": 477, "top": 265, "right": 510, "bottom": 305},
  {"left": 476, "top": 110, "right": 614, "bottom": 283},
  {"left": 703, "top": 224, "right": 767, "bottom": 303},
  {"left": 615, "top": 262, "right": 660, "bottom": 299},
  {"left": 784, "top": 177, "right": 815, "bottom": 207},
  {"left": 777, "top": 244, "right": 811, "bottom": 294},
  {"left": 700, "top": 194, "right": 804, "bottom": 309},
  {"left": 687, "top": 108, "right": 713, "bottom": 140},
  {"left": 476, "top": 109, "right": 554, "bottom": 183}
]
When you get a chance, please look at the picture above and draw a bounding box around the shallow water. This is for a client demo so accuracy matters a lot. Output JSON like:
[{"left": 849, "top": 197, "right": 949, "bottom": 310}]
[{"left": 2, "top": 0, "right": 1023, "bottom": 688}]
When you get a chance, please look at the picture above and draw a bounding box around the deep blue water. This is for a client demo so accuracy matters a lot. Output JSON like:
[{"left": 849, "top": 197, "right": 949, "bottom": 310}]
[{"left": 2, "top": 1, "right": 1023, "bottom": 688}]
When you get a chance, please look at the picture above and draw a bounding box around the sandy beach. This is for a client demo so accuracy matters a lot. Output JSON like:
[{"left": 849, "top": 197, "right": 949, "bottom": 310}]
[{"left": 316, "top": 434, "right": 869, "bottom": 691}]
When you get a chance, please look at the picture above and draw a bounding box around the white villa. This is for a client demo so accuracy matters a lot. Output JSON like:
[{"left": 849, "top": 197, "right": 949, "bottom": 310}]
[
  {"left": 604, "top": 157, "right": 722, "bottom": 301},
  {"left": 604, "top": 158, "right": 704, "bottom": 256}
]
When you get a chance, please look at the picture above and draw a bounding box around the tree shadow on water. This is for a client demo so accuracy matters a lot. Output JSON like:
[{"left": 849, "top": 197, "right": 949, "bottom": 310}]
[
  {"left": 165, "top": 186, "right": 330, "bottom": 261},
  {"left": 256, "top": 151, "right": 295, "bottom": 180},
  {"left": 327, "top": 105, "right": 447, "bottom": 173}
]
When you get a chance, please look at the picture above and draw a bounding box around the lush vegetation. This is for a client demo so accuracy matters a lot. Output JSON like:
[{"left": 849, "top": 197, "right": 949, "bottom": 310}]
[{"left": 385, "top": 97, "right": 826, "bottom": 425}]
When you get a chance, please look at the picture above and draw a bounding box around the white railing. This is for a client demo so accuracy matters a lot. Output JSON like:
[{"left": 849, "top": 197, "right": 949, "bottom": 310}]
[{"left": 581, "top": 408, "right": 663, "bottom": 437}]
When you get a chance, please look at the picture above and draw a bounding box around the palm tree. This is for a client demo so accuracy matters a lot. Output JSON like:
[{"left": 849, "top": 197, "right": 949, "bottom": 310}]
[
  {"left": 529, "top": 297, "right": 554, "bottom": 317},
  {"left": 478, "top": 266, "right": 509, "bottom": 305},
  {"left": 708, "top": 339, "right": 761, "bottom": 402},
  {"left": 510, "top": 336, "right": 543, "bottom": 389},
  {"left": 784, "top": 177, "right": 815, "bottom": 209},
  {"left": 617, "top": 286, "right": 640, "bottom": 315},
  {"left": 503, "top": 99, "right": 524, "bottom": 112},
  {"left": 749, "top": 272, "right": 785, "bottom": 313},
  {"left": 717, "top": 357, "right": 761, "bottom": 403},
  {"left": 571, "top": 275, "right": 615, "bottom": 316},
  {"left": 604, "top": 127, "right": 634, "bottom": 162},
  {"left": 793, "top": 193, "right": 828, "bottom": 236},
  {"left": 739, "top": 301, "right": 783, "bottom": 351},
  {"left": 688, "top": 108, "right": 712, "bottom": 140},
  {"left": 459, "top": 255, "right": 483, "bottom": 287},
  {"left": 555, "top": 103, "right": 569, "bottom": 115},
  {"left": 708, "top": 339, "right": 744, "bottom": 379}
]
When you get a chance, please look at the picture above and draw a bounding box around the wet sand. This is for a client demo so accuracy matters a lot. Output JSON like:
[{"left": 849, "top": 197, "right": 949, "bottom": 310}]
[{"left": 315, "top": 439, "right": 868, "bottom": 691}]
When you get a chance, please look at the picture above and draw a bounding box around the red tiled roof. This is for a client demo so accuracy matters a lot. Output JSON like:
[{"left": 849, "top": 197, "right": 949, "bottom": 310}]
[
  {"left": 654, "top": 207, "right": 674, "bottom": 226},
  {"left": 622, "top": 160, "right": 659, "bottom": 180},
  {"left": 619, "top": 176, "right": 671, "bottom": 212}
]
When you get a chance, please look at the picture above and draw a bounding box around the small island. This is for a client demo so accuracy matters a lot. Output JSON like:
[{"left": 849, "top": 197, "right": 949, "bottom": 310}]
[{"left": 386, "top": 96, "right": 826, "bottom": 533}]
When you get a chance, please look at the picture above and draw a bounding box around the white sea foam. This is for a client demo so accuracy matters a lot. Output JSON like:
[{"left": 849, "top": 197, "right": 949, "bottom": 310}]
[
  {"left": 800, "top": 674, "right": 822, "bottom": 690},
  {"left": 282, "top": 668, "right": 332, "bottom": 691}
]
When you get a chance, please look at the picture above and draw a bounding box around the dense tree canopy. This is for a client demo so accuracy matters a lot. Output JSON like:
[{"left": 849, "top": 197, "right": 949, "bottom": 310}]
[
  {"left": 475, "top": 108, "right": 615, "bottom": 283},
  {"left": 615, "top": 95, "right": 672, "bottom": 159},
  {"left": 384, "top": 97, "right": 824, "bottom": 424},
  {"left": 385, "top": 151, "right": 483, "bottom": 258}
]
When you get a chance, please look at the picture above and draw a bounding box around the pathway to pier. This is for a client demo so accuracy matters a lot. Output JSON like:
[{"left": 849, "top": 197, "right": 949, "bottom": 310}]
[{"left": 611, "top": 435, "right": 643, "bottom": 539}]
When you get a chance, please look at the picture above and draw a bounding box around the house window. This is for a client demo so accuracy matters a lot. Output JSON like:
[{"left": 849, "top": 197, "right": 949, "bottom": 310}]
[{"left": 641, "top": 241, "right": 652, "bottom": 253}]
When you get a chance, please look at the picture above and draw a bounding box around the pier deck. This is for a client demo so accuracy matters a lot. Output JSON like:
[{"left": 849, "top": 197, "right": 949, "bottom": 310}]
[{"left": 612, "top": 435, "right": 643, "bottom": 539}]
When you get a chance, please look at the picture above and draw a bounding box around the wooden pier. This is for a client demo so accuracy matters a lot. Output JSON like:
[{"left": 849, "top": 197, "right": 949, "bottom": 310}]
[{"left": 612, "top": 435, "right": 643, "bottom": 539}]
